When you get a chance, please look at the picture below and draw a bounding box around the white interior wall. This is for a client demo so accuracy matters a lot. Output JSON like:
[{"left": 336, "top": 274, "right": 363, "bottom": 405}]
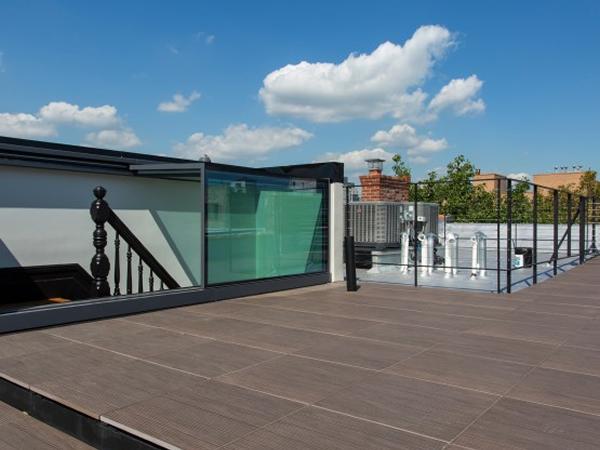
[{"left": 0, "top": 166, "right": 203, "bottom": 288}]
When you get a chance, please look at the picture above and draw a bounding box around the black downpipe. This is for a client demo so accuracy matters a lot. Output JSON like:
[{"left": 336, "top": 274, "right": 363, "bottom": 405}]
[
  {"left": 496, "top": 179, "right": 502, "bottom": 293},
  {"left": 532, "top": 184, "right": 538, "bottom": 285},
  {"left": 553, "top": 190, "right": 559, "bottom": 276},
  {"left": 506, "top": 179, "right": 512, "bottom": 294},
  {"left": 567, "top": 193, "right": 573, "bottom": 257},
  {"left": 344, "top": 236, "right": 358, "bottom": 291},
  {"left": 413, "top": 183, "right": 418, "bottom": 287},
  {"left": 579, "top": 196, "right": 586, "bottom": 264}
]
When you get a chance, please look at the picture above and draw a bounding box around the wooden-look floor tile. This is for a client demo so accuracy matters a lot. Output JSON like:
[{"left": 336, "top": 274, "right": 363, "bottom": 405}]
[
  {"left": 147, "top": 340, "right": 279, "bottom": 377},
  {"left": 102, "top": 381, "right": 302, "bottom": 450},
  {"left": 33, "top": 358, "right": 201, "bottom": 418},
  {"left": 435, "top": 334, "right": 555, "bottom": 365},
  {"left": 455, "top": 398, "right": 600, "bottom": 450},
  {"left": 223, "top": 407, "right": 446, "bottom": 450},
  {"left": 351, "top": 322, "right": 458, "bottom": 347},
  {"left": 385, "top": 350, "right": 533, "bottom": 395},
  {"left": 464, "top": 320, "right": 574, "bottom": 345},
  {"left": 218, "top": 355, "right": 372, "bottom": 403},
  {"left": 507, "top": 367, "right": 600, "bottom": 415},
  {"left": 293, "top": 334, "right": 424, "bottom": 369},
  {"left": 541, "top": 346, "right": 600, "bottom": 377},
  {"left": 317, "top": 372, "right": 497, "bottom": 441}
]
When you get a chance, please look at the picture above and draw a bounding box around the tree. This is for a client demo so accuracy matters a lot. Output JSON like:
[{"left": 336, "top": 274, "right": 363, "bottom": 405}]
[
  {"left": 391, "top": 154, "right": 411, "bottom": 178},
  {"left": 577, "top": 170, "right": 600, "bottom": 198}
]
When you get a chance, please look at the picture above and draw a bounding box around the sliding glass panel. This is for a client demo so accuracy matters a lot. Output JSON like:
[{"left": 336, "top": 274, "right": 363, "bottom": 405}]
[{"left": 207, "top": 170, "right": 327, "bottom": 285}]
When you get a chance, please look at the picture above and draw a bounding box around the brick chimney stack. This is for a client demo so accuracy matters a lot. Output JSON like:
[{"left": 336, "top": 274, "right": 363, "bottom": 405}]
[{"left": 360, "top": 158, "right": 410, "bottom": 202}]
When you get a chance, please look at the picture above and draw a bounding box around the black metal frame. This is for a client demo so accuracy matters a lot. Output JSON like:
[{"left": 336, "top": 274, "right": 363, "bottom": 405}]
[{"left": 0, "top": 136, "right": 339, "bottom": 331}]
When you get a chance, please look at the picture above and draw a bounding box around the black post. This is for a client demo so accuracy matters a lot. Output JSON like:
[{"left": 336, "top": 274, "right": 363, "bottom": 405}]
[
  {"left": 532, "top": 184, "right": 538, "bottom": 284},
  {"left": 553, "top": 190, "right": 559, "bottom": 275},
  {"left": 567, "top": 193, "right": 573, "bottom": 257},
  {"left": 89, "top": 186, "right": 111, "bottom": 297},
  {"left": 506, "top": 179, "right": 512, "bottom": 293},
  {"left": 579, "top": 196, "right": 586, "bottom": 264},
  {"left": 413, "top": 183, "right": 418, "bottom": 287},
  {"left": 344, "top": 236, "right": 358, "bottom": 291},
  {"left": 126, "top": 244, "right": 133, "bottom": 295},
  {"left": 496, "top": 179, "right": 501, "bottom": 293}
]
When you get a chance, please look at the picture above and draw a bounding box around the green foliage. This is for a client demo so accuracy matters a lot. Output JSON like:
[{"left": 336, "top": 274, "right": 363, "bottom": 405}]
[
  {"left": 391, "top": 154, "right": 411, "bottom": 178},
  {"left": 403, "top": 154, "right": 597, "bottom": 224}
]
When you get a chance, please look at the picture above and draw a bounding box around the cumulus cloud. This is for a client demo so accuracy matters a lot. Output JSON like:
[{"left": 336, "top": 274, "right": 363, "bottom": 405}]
[
  {"left": 85, "top": 128, "right": 141, "bottom": 149},
  {"left": 38, "top": 102, "right": 119, "bottom": 127},
  {"left": 371, "top": 123, "right": 448, "bottom": 164},
  {"left": 428, "top": 75, "right": 485, "bottom": 116},
  {"left": 314, "top": 148, "right": 395, "bottom": 171},
  {"left": 260, "top": 25, "right": 455, "bottom": 123},
  {"left": 0, "top": 101, "right": 139, "bottom": 150},
  {"left": 0, "top": 113, "right": 56, "bottom": 138},
  {"left": 173, "top": 123, "right": 313, "bottom": 161},
  {"left": 158, "top": 91, "right": 201, "bottom": 113}
]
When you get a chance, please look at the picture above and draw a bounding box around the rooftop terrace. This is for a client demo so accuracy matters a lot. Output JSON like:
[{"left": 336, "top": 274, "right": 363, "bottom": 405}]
[{"left": 1, "top": 259, "right": 600, "bottom": 449}]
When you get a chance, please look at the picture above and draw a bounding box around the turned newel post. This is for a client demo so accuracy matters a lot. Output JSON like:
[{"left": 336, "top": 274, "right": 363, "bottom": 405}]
[{"left": 90, "top": 186, "right": 111, "bottom": 297}]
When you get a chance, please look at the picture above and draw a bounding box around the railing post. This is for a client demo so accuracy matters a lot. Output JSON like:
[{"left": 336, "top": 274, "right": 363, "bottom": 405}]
[
  {"left": 553, "top": 190, "right": 559, "bottom": 275},
  {"left": 506, "top": 179, "right": 512, "bottom": 293},
  {"left": 89, "top": 186, "right": 111, "bottom": 297},
  {"left": 496, "top": 178, "right": 501, "bottom": 293},
  {"left": 113, "top": 233, "right": 121, "bottom": 296},
  {"left": 413, "top": 183, "right": 418, "bottom": 287},
  {"left": 532, "top": 184, "right": 538, "bottom": 284},
  {"left": 567, "top": 193, "right": 573, "bottom": 257},
  {"left": 579, "top": 196, "right": 586, "bottom": 264}
]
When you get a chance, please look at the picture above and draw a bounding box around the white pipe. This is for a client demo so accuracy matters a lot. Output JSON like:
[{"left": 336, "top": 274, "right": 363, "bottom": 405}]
[
  {"left": 445, "top": 232, "right": 459, "bottom": 277},
  {"left": 418, "top": 232, "right": 435, "bottom": 275},
  {"left": 470, "top": 231, "right": 487, "bottom": 278},
  {"left": 400, "top": 232, "right": 410, "bottom": 273}
]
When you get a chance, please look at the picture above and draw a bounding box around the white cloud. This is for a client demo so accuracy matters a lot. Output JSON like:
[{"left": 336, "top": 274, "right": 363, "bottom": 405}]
[
  {"left": 158, "top": 91, "right": 201, "bottom": 113},
  {"left": 428, "top": 75, "right": 485, "bottom": 116},
  {"left": 173, "top": 123, "right": 313, "bottom": 161},
  {"left": 0, "top": 101, "right": 138, "bottom": 149},
  {"left": 314, "top": 148, "right": 395, "bottom": 171},
  {"left": 39, "top": 102, "right": 119, "bottom": 127},
  {"left": 260, "top": 25, "right": 454, "bottom": 123},
  {"left": 371, "top": 123, "right": 448, "bottom": 164},
  {"left": 85, "top": 128, "right": 141, "bottom": 149},
  {"left": 205, "top": 34, "right": 215, "bottom": 45},
  {"left": 0, "top": 113, "right": 56, "bottom": 138},
  {"left": 507, "top": 172, "right": 531, "bottom": 181}
]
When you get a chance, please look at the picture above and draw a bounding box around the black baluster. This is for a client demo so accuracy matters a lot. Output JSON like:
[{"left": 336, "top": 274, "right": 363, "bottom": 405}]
[
  {"left": 113, "top": 233, "right": 121, "bottom": 296},
  {"left": 126, "top": 245, "right": 133, "bottom": 295},
  {"left": 138, "top": 256, "right": 144, "bottom": 293},
  {"left": 160, "top": 280, "right": 164, "bottom": 290},
  {"left": 89, "top": 186, "right": 111, "bottom": 297},
  {"left": 149, "top": 271, "right": 154, "bottom": 292}
]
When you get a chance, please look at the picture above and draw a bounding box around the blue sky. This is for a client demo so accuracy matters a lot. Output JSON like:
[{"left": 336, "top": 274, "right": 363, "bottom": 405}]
[{"left": 1, "top": 0, "right": 599, "bottom": 179}]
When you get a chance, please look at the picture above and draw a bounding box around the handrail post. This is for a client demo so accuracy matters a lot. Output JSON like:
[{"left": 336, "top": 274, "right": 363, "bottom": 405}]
[
  {"left": 553, "top": 190, "right": 559, "bottom": 275},
  {"left": 532, "top": 184, "right": 538, "bottom": 284},
  {"left": 496, "top": 178, "right": 501, "bottom": 293},
  {"left": 90, "top": 186, "right": 111, "bottom": 297},
  {"left": 506, "top": 179, "right": 512, "bottom": 293}
]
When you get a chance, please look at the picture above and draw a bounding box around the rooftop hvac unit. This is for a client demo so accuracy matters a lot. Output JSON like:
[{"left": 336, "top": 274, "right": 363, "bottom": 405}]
[{"left": 348, "top": 201, "right": 439, "bottom": 248}]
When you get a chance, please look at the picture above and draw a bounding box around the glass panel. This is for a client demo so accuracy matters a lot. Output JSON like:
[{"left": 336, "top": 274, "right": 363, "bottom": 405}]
[{"left": 207, "top": 170, "right": 327, "bottom": 284}]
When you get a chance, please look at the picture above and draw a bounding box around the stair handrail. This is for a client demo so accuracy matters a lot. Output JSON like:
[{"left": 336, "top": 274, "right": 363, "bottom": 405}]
[{"left": 90, "top": 186, "right": 180, "bottom": 298}]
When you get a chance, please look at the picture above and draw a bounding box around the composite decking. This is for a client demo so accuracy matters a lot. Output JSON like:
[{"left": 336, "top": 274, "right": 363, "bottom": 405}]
[{"left": 1, "top": 258, "right": 600, "bottom": 449}]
